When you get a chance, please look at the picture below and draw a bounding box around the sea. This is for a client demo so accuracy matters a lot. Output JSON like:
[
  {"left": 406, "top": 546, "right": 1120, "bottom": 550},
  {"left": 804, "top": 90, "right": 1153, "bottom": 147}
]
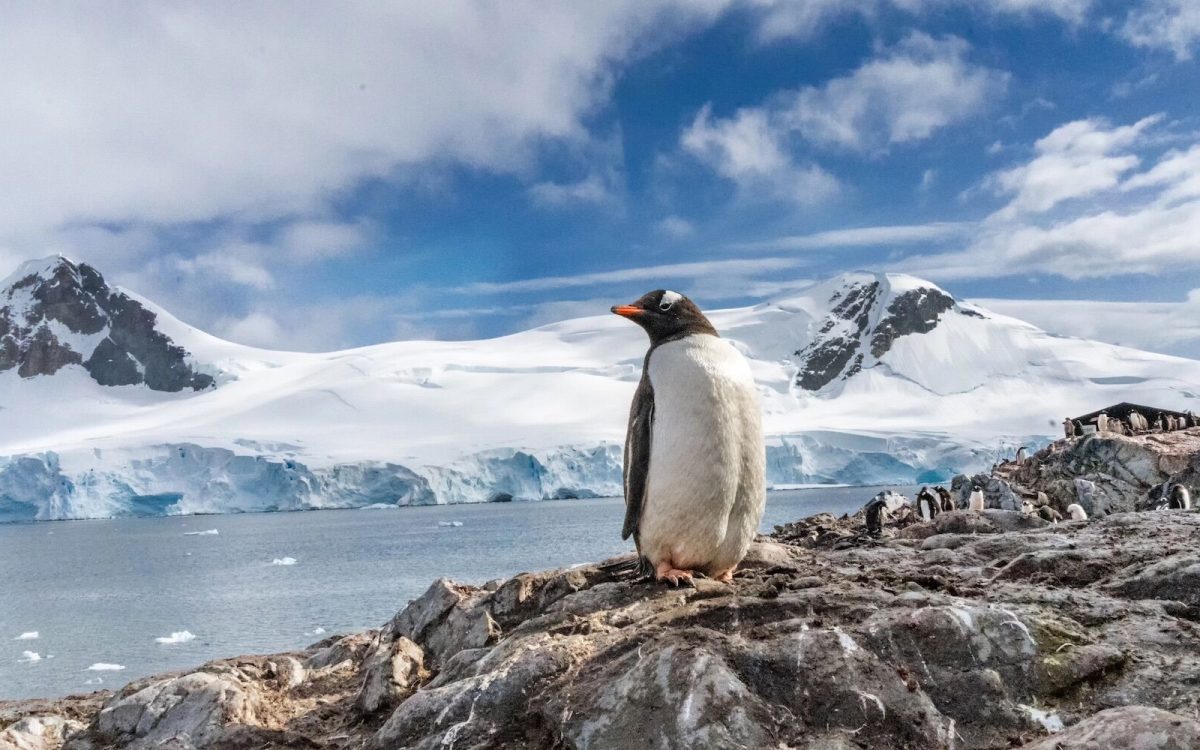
[{"left": 0, "top": 486, "right": 908, "bottom": 700}]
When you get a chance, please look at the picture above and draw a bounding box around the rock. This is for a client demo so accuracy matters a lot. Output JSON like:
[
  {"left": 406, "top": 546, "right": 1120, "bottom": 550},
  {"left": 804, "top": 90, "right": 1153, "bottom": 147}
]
[
  {"left": 91, "top": 672, "right": 260, "bottom": 748},
  {"left": 356, "top": 636, "right": 424, "bottom": 714},
  {"left": 0, "top": 716, "right": 84, "bottom": 750},
  {"left": 1018, "top": 706, "right": 1200, "bottom": 749},
  {"left": 22, "top": 510, "right": 1200, "bottom": 750}
]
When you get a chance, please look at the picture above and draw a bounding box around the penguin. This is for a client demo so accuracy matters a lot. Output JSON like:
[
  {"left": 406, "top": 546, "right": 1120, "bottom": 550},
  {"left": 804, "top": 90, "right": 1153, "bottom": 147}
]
[
  {"left": 612, "top": 290, "right": 765, "bottom": 585},
  {"left": 1063, "top": 418, "right": 1075, "bottom": 439},
  {"left": 1097, "top": 412, "right": 1109, "bottom": 433},
  {"left": 1073, "top": 419, "right": 1084, "bottom": 437},
  {"left": 1015, "top": 446, "right": 1028, "bottom": 465},
  {"left": 1066, "top": 503, "right": 1088, "bottom": 521},
  {"left": 864, "top": 490, "right": 908, "bottom": 537},
  {"left": 935, "top": 486, "right": 954, "bottom": 512},
  {"left": 1166, "top": 415, "right": 1176, "bottom": 431},
  {"left": 916, "top": 487, "right": 939, "bottom": 522},
  {"left": 1020, "top": 498, "right": 1036, "bottom": 516},
  {"left": 1189, "top": 411, "right": 1199, "bottom": 428},
  {"left": 1037, "top": 505, "right": 1063, "bottom": 524},
  {"left": 1153, "top": 415, "right": 1164, "bottom": 431},
  {"left": 1036, "top": 491, "right": 1050, "bottom": 507},
  {"left": 968, "top": 485, "right": 985, "bottom": 512},
  {"left": 1160, "top": 483, "right": 1192, "bottom": 510},
  {"left": 1130, "top": 411, "right": 1146, "bottom": 432}
]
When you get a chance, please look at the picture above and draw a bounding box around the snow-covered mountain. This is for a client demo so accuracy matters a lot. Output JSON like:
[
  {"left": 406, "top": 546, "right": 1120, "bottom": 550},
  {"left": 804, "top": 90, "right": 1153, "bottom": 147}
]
[{"left": 1, "top": 257, "right": 1197, "bottom": 521}]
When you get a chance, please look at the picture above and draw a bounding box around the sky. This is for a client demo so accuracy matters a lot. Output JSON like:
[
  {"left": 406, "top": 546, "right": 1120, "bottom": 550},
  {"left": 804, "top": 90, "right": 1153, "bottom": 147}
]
[{"left": 1, "top": 1, "right": 1199, "bottom": 357}]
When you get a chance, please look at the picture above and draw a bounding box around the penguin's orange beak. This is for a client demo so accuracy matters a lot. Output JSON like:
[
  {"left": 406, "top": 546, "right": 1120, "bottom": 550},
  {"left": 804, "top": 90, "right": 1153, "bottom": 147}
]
[{"left": 610, "top": 304, "right": 643, "bottom": 319}]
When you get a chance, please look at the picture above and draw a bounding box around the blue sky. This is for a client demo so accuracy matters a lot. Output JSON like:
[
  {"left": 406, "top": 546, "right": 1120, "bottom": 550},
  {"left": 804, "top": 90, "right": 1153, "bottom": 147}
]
[{"left": 2, "top": 1, "right": 1199, "bottom": 356}]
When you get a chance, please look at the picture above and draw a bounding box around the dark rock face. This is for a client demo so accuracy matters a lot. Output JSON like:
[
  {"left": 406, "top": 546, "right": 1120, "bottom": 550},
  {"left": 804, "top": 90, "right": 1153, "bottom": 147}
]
[
  {"left": 870, "top": 287, "right": 955, "bottom": 358},
  {"left": 794, "top": 281, "right": 879, "bottom": 391},
  {"left": 793, "top": 280, "right": 959, "bottom": 392},
  {"left": 11, "top": 511, "right": 1200, "bottom": 750},
  {"left": 0, "top": 257, "right": 214, "bottom": 391}
]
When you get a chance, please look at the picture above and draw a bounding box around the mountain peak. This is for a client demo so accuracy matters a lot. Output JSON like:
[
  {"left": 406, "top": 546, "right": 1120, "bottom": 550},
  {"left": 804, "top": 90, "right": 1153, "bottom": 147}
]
[
  {"left": 0, "top": 256, "right": 215, "bottom": 391},
  {"left": 793, "top": 270, "right": 969, "bottom": 392}
]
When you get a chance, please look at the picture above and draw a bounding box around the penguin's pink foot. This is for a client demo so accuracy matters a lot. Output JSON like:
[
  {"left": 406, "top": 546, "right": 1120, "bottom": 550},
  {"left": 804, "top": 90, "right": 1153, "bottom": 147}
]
[
  {"left": 712, "top": 565, "right": 737, "bottom": 583},
  {"left": 655, "top": 561, "right": 696, "bottom": 587}
]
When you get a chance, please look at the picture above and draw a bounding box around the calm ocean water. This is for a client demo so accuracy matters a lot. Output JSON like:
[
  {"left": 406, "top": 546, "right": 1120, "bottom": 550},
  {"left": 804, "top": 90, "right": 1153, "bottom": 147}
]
[{"left": 0, "top": 486, "right": 908, "bottom": 700}]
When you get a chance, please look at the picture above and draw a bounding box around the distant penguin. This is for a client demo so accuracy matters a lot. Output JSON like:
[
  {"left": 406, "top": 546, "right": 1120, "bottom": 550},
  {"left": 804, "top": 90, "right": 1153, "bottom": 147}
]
[
  {"left": 1169, "top": 484, "right": 1191, "bottom": 510},
  {"left": 613, "top": 289, "right": 765, "bottom": 584},
  {"left": 1063, "top": 418, "right": 1075, "bottom": 439},
  {"left": 1020, "top": 498, "right": 1036, "bottom": 516},
  {"left": 968, "top": 485, "right": 985, "bottom": 512},
  {"left": 1015, "top": 446, "right": 1028, "bottom": 465},
  {"left": 916, "top": 487, "right": 939, "bottom": 522},
  {"left": 1153, "top": 415, "right": 1164, "bottom": 431},
  {"left": 1166, "top": 415, "right": 1177, "bottom": 431},
  {"left": 1189, "top": 411, "right": 1199, "bottom": 428},
  {"left": 1037, "top": 491, "right": 1050, "bottom": 506},
  {"left": 1037, "top": 505, "right": 1063, "bottom": 524},
  {"left": 1073, "top": 419, "right": 1084, "bottom": 436},
  {"left": 1066, "top": 503, "right": 1088, "bottom": 521},
  {"left": 1097, "top": 412, "right": 1110, "bottom": 433},
  {"left": 1130, "top": 411, "right": 1146, "bottom": 432},
  {"left": 864, "top": 493, "right": 890, "bottom": 538},
  {"left": 935, "top": 486, "right": 954, "bottom": 512}
]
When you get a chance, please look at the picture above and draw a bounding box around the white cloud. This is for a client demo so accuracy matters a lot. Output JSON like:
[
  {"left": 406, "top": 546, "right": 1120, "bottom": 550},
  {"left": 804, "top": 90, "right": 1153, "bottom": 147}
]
[
  {"left": 733, "top": 221, "right": 972, "bottom": 250},
  {"left": 750, "top": 0, "right": 1092, "bottom": 43},
  {"left": 974, "top": 293, "right": 1200, "bottom": 358},
  {"left": 779, "top": 33, "right": 1008, "bottom": 152},
  {"left": 179, "top": 249, "right": 275, "bottom": 290},
  {"left": 681, "top": 105, "right": 839, "bottom": 205},
  {"left": 278, "top": 221, "right": 373, "bottom": 262},
  {"left": 1121, "top": 0, "right": 1200, "bottom": 60},
  {"left": 654, "top": 215, "right": 696, "bottom": 239},
  {"left": 528, "top": 175, "right": 620, "bottom": 209},
  {"left": 0, "top": 3, "right": 727, "bottom": 240},
  {"left": 214, "top": 295, "right": 409, "bottom": 351},
  {"left": 454, "top": 256, "right": 808, "bottom": 294},
  {"left": 1122, "top": 143, "right": 1200, "bottom": 203},
  {"left": 988, "top": 115, "right": 1160, "bottom": 217}
]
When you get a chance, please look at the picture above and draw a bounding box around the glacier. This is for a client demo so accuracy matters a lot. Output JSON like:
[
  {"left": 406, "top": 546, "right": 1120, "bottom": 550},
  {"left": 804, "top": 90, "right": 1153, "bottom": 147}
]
[{"left": 1, "top": 256, "right": 1197, "bottom": 521}]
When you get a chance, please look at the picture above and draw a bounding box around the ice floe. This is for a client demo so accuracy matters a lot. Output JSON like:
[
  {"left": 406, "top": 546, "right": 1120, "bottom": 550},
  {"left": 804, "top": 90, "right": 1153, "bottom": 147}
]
[
  {"left": 184, "top": 529, "right": 219, "bottom": 536},
  {"left": 270, "top": 557, "right": 298, "bottom": 566},
  {"left": 85, "top": 662, "right": 126, "bottom": 671},
  {"left": 14, "top": 631, "right": 38, "bottom": 640},
  {"left": 155, "top": 631, "right": 196, "bottom": 644}
]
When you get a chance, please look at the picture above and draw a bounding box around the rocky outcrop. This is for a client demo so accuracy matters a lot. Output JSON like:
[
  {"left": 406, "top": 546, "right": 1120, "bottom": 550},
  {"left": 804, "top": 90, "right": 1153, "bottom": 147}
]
[
  {"left": 1007, "top": 429, "right": 1200, "bottom": 516},
  {"left": 794, "top": 281, "right": 880, "bottom": 391},
  {"left": 0, "top": 256, "right": 213, "bottom": 391},
  {"left": 7, "top": 509, "right": 1200, "bottom": 749},
  {"left": 869, "top": 286, "right": 955, "bottom": 358}
]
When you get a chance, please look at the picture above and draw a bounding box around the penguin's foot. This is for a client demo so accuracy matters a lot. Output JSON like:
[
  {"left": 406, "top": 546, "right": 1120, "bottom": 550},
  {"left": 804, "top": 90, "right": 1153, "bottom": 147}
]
[
  {"left": 655, "top": 561, "right": 696, "bottom": 587},
  {"left": 711, "top": 565, "right": 737, "bottom": 583}
]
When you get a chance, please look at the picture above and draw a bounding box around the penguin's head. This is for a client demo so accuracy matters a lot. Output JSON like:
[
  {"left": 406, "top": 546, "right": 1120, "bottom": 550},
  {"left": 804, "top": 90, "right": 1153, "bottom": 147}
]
[{"left": 610, "top": 289, "right": 718, "bottom": 342}]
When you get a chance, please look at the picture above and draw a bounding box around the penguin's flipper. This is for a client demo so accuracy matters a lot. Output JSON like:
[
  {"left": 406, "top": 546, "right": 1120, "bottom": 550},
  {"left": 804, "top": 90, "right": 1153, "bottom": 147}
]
[{"left": 621, "top": 374, "right": 654, "bottom": 542}]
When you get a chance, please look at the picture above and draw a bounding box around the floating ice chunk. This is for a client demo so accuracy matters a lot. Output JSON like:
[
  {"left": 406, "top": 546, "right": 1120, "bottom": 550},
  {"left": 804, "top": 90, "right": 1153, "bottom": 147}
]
[
  {"left": 84, "top": 677, "right": 104, "bottom": 685},
  {"left": 184, "top": 529, "right": 219, "bottom": 536},
  {"left": 306, "top": 626, "right": 326, "bottom": 636},
  {"left": 270, "top": 557, "right": 298, "bottom": 566},
  {"left": 14, "top": 631, "right": 38, "bottom": 640},
  {"left": 86, "top": 663, "right": 126, "bottom": 671},
  {"left": 19, "top": 651, "right": 41, "bottom": 662},
  {"left": 437, "top": 521, "right": 464, "bottom": 527},
  {"left": 155, "top": 631, "right": 196, "bottom": 644}
]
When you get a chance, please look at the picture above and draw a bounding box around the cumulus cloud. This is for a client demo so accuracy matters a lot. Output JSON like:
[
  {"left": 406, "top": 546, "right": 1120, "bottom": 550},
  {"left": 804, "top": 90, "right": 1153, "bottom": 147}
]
[
  {"left": 1121, "top": 0, "right": 1200, "bottom": 60},
  {"left": 778, "top": 34, "right": 1008, "bottom": 152},
  {"left": 899, "top": 114, "right": 1200, "bottom": 281},
  {"left": 0, "top": 2, "right": 725, "bottom": 240},
  {"left": 750, "top": 0, "right": 1093, "bottom": 43},
  {"left": 987, "top": 116, "right": 1160, "bottom": 217}
]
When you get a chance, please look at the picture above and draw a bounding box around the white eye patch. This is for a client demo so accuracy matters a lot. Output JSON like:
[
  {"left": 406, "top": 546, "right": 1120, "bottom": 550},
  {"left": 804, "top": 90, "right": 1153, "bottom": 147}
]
[{"left": 659, "top": 290, "right": 683, "bottom": 309}]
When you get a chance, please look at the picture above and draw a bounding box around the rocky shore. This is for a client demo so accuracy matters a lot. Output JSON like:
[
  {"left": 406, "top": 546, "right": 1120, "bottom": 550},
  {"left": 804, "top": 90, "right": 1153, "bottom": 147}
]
[{"left": 4, "top": 433, "right": 1200, "bottom": 749}]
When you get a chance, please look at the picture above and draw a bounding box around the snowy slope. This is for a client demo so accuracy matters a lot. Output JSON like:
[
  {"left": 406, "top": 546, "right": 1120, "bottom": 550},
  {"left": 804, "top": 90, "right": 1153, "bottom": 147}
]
[{"left": 1, "top": 257, "right": 1197, "bottom": 520}]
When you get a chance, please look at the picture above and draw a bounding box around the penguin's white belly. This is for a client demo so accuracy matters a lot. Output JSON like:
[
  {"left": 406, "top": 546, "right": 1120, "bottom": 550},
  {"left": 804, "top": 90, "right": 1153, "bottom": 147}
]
[{"left": 639, "top": 335, "right": 765, "bottom": 574}]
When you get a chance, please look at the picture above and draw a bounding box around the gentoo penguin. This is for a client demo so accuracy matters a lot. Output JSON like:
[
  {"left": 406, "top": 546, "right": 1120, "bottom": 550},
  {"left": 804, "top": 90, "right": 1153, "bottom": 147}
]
[
  {"left": 1037, "top": 505, "right": 1063, "bottom": 524},
  {"left": 1189, "top": 411, "right": 1199, "bottom": 428},
  {"left": 935, "top": 486, "right": 954, "bottom": 512},
  {"left": 1063, "top": 418, "right": 1075, "bottom": 439},
  {"left": 1066, "top": 503, "right": 1088, "bottom": 521},
  {"left": 916, "top": 487, "right": 939, "bottom": 522},
  {"left": 612, "top": 290, "right": 765, "bottom": 585},
  {"left": 1073, "top": 419, "right": 1084, "bottom": 437},
  {"left": 1166, "top": 415, "right": 1176, "bottom": 431},
  {"left": 1020, "top": 498, "right": 1036, "bottom": 516},
  {"left": 1097, "top": 412, "right": 1109, "bottom": 433},
  {"left": 1015, "top": 446, "right": 1028, "bottom": 465},
  {"left": 1153, "top": 415, "right": 1164, "bottom": 431},
  {"left": 864, "top": 490, "right": 907, "bottom": 537},
  {"left": 968, "top": 485, "right": 985, "bottom": 512},
  {"left": 1130, "top": 411, "right": 1145, "bottom": 433},
  {"left": 1163, "top": 484, "right": 1192, "bottom": 510}
]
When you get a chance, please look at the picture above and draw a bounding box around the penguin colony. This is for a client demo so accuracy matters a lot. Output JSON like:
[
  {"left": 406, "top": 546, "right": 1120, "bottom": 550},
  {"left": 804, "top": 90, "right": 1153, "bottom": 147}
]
[
  {"left": 613, "top": 290, "right": 765, "bottom": 585},
  {"left": 1064, "top": 407, "right": 1197, "bottom": 438}
]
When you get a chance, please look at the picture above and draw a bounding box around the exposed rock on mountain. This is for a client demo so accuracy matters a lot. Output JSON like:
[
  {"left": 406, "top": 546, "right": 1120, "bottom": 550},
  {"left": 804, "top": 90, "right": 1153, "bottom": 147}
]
[
  {"left": 7, "top": 510, "right": 1200, "bottom": 749},
  {"left": 0, "top": 256, "right": 213, "bottom": 391}
]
